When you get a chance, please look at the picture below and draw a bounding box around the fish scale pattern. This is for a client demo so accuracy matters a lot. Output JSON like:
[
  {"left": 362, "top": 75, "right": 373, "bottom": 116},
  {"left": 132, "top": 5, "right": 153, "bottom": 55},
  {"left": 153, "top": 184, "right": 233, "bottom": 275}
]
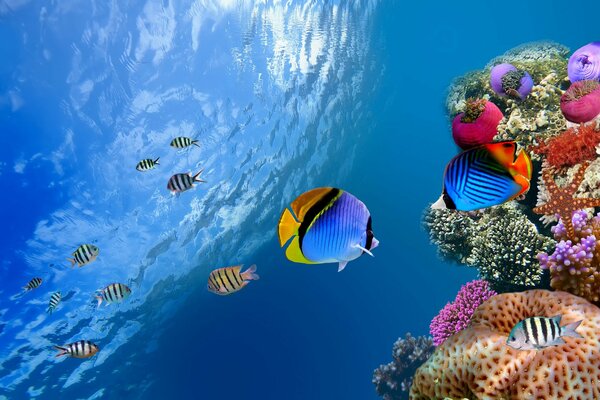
[{"left": 410, "top": 290, "right": 600, "bottom": 400}]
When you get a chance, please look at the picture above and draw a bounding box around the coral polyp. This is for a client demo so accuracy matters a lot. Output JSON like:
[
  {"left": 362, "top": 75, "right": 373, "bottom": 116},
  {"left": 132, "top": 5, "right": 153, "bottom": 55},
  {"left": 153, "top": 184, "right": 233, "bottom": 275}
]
[
  {"left": 490, "top": 63, "right": 534, "bottom": 100},
  {"left": 561, "top": 79, "right": 600, "bottom": 123},
  {"left": 451, "top": 99, "right": 503, "bottom": 149}
]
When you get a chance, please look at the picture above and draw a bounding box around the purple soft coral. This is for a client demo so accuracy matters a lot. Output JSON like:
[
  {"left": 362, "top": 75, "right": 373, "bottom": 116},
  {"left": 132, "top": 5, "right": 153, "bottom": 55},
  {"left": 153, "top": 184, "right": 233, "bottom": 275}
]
[
  {"left": 490, "top": 63, "right": 534, "bottom": 100},
  {"left": 429, "top": 280, "right": 496, "bottom": 346},
  {"left": 568, "top": 42, "right": 600, "bottom": 83}
]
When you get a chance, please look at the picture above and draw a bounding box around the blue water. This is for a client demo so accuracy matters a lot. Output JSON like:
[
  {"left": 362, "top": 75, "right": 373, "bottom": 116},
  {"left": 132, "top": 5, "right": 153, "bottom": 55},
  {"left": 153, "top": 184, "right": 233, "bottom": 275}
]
[{"left": 2, "top": 1, "right": 600, "bottom": 399}]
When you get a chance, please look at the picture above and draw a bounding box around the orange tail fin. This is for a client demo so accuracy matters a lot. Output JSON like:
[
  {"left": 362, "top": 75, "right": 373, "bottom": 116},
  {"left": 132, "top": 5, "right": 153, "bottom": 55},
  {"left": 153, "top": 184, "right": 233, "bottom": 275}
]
[
  {"left": 241, "top": 264, "right": 260, "bottom": 281},
  {"left": 278, "top": 208, "right": 299, "bottom": 247}
]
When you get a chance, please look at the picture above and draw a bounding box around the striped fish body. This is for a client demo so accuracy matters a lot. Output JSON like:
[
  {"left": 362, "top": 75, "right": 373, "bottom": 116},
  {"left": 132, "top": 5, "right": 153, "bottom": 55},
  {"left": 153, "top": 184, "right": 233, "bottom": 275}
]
[
  {"left": 507, "top": 315, "right": 583, "bottom": 350},
  {"left": 54, "top": 340, "right": 99, "bottom": 359},
  {"left": 170, "top": 136, "right": 199, "bottom": 149},
  {"left": 278, "top": 188, "right": 378, "bottom": 272},
  {"left": 436, "top": 141, "right": 532, "bottom": 211},
  {"left": 207, "top": 265, "right": 259, "bottom": 295},
  {"left": 47, "top": 291, "right": 62, "bottom": 314},
  {"left": 96, "top": 283, "right": 131, "bottom": 307},
  {"left": 136, "top": 158, "right": 160, "bottom": 171},
  {"left": 167, "top": 170, "right": 205, "bottom": 193},
  {"left": 23, "top": 277, "right": 43, "bottom": 291},
  {"left": 68, "top": 244, "right": 99, "bottom": 268}
]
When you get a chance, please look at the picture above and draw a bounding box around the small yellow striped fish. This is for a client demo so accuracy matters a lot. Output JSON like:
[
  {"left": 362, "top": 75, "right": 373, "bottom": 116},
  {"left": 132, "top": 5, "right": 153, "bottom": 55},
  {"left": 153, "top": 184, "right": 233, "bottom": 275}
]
[
  {"left": 207, "top": 265, "right": 259, "bottom": 295},
  {"left": 95, "top": 283, "right": 131, "bottom": 307},
  {"left": 47, "top": 291, "right": 62, "bottom": 314},
  {"left": 136, "top": 158, "right": 160, "bottom": 171},
  {"left": 23, "top": 277, "right": 43, "bottom": 291},
  {"left": 54, "top": 340, "right": 99, "bottom": 359},
  {"left": 67, "top": 244, "right": 99, "bottom": 268},
  {"left": 170, "top": 136, "right": 199, "bottom": 149}
]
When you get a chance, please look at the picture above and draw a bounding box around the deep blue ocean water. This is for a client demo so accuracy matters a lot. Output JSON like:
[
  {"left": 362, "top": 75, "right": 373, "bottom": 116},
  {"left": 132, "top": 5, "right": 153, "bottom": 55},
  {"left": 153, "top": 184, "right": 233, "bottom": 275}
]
[{"left": 2, "top": 1, "right": 600, "bottom": 399}]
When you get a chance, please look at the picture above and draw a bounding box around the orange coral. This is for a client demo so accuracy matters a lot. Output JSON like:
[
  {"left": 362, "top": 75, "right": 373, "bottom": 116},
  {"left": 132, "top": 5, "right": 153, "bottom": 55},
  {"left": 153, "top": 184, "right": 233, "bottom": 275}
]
[
  {"left": 410, "top": 290, "right": 600, "bottom": 400},
  {"left": 532, "top": 123, "right": 600, "bottom": 168}
]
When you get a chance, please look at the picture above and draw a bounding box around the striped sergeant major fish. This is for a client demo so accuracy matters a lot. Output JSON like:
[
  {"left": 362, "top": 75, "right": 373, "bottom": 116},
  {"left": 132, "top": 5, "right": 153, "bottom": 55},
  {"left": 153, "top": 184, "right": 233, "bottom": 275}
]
[
  {"left": 167, "top": 170, "right": 206, "bottom": 194},
  {"left": 95, "top": 283, "right": 131, "bottom": 307},
  {"left": 23, "top": 277, "right": 43, "bottom": 291},
  {"left": 207, "top": 265, "right": 259, "bottom": 295},
  {"left": 136, "top": 158, "right": 160, "bottom": 171},
  {"left": 67, "top": 244, "right": 99, "bottom": 268},
  {"left": 47, "top": 291, "right": 62, "bottom": 314},
  {"left": 507, "top": 315, "right": 583, "bottom": 350},
  {"left": 54, "top": 340, "right": 99, "bottom": 359},
  {"left": 170, "top": 136, "right": 199, "bottom": 149}
]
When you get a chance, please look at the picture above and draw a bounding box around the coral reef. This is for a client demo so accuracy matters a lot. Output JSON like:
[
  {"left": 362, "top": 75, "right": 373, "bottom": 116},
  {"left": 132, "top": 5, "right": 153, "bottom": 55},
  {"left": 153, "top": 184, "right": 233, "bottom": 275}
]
[
  {"left": 490, "top": 63, "right": 533, "bottom": 100},
  {"left": 568, "top": 41, "right": 600, "bottom": 83},
  {"left": 451, "top": 99, "right": 503, "bottom": 149},
  {"left": 538, "top": 210, "right": 600, "bottom": 303},
  {"left": 410, "top": 290, "right": 600, "bottom": 400},
  {"left": 560, "top": 80, "right": 600, "bottom": 123},
  {"left": 422, "top": 208, "right": 476, "bottom": 264},
  {"left": 429, "top": 280, "right": 496, "bottom": 346},
  {"left": 373, "top": 333, "right": 434, "bottom": 400},
  {"left": 532, "top": 123, "right": 600, "bottom": 168}
]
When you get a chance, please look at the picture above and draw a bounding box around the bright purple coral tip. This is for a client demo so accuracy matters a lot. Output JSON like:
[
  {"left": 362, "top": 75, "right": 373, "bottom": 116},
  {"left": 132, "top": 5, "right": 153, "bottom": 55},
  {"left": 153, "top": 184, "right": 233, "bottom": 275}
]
[
  {"left": 568, "top": 42, "right": 600, "bottom": 83},
  {"left": 490, "top": 63, "right": 533, "bottom": 100},
  {"left": 429, "top": 279, "right": 497, "bottom": 346}
]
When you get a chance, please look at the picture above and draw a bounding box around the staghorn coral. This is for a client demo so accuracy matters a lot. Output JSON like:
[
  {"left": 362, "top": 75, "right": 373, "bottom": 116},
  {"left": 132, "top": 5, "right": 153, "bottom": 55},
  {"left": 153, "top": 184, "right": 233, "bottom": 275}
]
[
  {"left": 532, "top": 123, "right": 600, "bottom": 168},
  {"left": 373, "top": 333, "right": 435, "bottom": 400},
  {"left": 429, "top": 280, "right": 496, "bottom": 346},
  {"left": 538, "top": 210, "right": 600, "bottom": 303},
  {"left": 410, "top": 290, "right": 600, "bottom": 400},
  {"left": 422, "top": 208, "right": 476, "bottom": 264},
  {"left": 466, "top": 203, "right": 555, "bottom": 292}
]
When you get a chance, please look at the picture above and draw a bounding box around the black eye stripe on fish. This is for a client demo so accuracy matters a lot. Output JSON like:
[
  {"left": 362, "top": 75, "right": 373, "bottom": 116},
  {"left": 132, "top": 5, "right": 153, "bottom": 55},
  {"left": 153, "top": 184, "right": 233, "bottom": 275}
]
[{"left": 297, "top": 188, "right": 341, "bottom": 249}]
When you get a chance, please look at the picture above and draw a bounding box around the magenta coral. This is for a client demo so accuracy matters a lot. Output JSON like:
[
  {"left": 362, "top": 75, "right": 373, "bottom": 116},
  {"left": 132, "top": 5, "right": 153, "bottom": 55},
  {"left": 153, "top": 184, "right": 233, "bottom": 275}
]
[
  {"left": 451, "top": 99, "right": 503, "bottom": 150},
  {"left": 429, "top": 279, "right": 496, "bottom": 346}
]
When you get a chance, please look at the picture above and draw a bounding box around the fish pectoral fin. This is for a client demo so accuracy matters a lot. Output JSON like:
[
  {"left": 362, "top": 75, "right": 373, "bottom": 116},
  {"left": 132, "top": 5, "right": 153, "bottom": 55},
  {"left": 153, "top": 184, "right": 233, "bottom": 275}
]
[
  {"left": 338, "top": 261, "right": 348, "bottom": 272},
  {"left": 553, "top": 337, "right": 566, "bottom": 345},
  {"left": 354, "top": 244, "right": 374, "bottom": 257}
]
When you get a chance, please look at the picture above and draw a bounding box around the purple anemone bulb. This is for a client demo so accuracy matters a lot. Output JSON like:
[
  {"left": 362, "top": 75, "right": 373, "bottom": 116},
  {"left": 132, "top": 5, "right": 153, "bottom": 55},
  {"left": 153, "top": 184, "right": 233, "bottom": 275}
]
[
  {"left": 560, "top": 80, "right": 600, "bottom": 123},
  {"left": 451, "top": 98, "right": 503, "bottom": 150},
  {"left": 490, "top": 63, "right": 534, "bottom": 100},
  {"left": 568, "top": 42, "right": 600, "bottom": 83}
]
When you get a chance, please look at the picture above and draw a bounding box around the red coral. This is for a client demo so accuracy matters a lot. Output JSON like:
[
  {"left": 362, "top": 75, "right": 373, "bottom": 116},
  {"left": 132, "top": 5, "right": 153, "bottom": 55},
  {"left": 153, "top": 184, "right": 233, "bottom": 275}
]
[{"left": 532, "top": 123, "right": 600, "bottom": 168}]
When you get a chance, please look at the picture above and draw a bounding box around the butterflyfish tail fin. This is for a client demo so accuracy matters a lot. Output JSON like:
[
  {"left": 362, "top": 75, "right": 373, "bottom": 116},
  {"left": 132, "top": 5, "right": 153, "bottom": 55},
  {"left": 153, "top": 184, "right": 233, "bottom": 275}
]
[
  {"left": 562, "top": 319, "right": 583, "bottom": 338},
  {"left": 354, "top": 244, "right": 374, "bottom": 257},
  {"left": 192, "top": 170, "right": 205, "bottom": 183},
  {"left": 154, "top": 157, "right": 160, "bottom": 165},
  {"left": 242, "top": 264, "right": 260, "bottom": 281},
  {"left": 278, "top": 208, "right": 299, "bottom": 247},
  {"left": 67, "top": 258, "right": 76, "bottom": 268},
  {"left": 338, "top": 261, "right": 348, "bottom": 272},
  {"left": 54, "top": 346, "right": 68, "bottom": 358}
]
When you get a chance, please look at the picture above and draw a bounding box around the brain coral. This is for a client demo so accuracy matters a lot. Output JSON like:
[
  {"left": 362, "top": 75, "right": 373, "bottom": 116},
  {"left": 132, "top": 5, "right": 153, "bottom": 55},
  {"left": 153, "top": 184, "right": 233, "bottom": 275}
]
[{"left": 410, "top": 290, "right": 600, "bottom": 400}]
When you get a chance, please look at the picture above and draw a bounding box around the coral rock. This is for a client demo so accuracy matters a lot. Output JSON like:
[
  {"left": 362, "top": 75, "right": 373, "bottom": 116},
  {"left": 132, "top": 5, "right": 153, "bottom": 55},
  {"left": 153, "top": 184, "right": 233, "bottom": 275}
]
[
  {"left": 451, "top": 99, "right": 503, "bottom": 149},
  {"left": 410, "top": 290, "right": 600, "bottom": 400}
]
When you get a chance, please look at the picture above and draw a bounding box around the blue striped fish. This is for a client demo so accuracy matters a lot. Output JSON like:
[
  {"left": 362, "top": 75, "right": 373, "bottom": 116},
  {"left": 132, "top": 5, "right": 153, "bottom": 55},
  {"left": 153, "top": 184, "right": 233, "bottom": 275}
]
[
  {"left": 95, "top": 283, "right": 131, "bottom": 307},
  {"left": 47, "top": 291, "right": 61, "bottom": 314},
  {"left": 432, "top": 141, "right": 532, "bottom": 211},
  {"left": 278, "top": 188, "right": 379, "bottom": 272},
  {"left": 54, "top": 340, "right": 99, "bottom": 359},
  {"left": 506, "top": 315, "right": 583, "bottom": 350}
]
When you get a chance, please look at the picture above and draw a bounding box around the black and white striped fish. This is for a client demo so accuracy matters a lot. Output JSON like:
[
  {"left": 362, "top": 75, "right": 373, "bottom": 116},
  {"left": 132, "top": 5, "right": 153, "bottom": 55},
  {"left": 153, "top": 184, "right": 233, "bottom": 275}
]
[
  {"left": 507, "top": 315, "right": 583, "bottom": 350},
  {"left": 54, "top": 340, "right": 99, "bottom": 359},
  {"left": 47, "top": 291, "right": 62, "bottom": 314},
  {"left": 67, "top": 244, "right": 99, "bottom": 268},
  {"left": 170, "top": 136, "right": 199, "bottom": 149},
  {"left": 167, "top": 170, "right": 206, "bottom": 194},
  {"left": 136, "top": 158, "right": 160, "bottom": 171},
  {"left": 207, "top": 265, "right": 259, "bottom": 295},
  {"left": 23, "top": 277, "right": 43, "bottom": 291},
  {"left": 95, "top": 283, "right": 131, "bottom": 307}
]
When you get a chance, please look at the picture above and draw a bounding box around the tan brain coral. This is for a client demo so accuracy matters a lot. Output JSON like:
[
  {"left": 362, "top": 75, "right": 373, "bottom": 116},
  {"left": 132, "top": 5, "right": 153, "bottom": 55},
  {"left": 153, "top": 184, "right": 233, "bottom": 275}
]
[{"left": 410, "top": 290, "right": 600, "bottom": 400}]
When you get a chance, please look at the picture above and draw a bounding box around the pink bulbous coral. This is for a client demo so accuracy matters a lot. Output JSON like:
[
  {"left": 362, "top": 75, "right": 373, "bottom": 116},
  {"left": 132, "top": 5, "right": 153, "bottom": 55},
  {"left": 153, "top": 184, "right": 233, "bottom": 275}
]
[
  {"left": 560, "top": 79, "right": 600, "bottom": 123},
  {"left": 429, "top": 279, "right": 496, "bottom": 346},
  {"left": 411, "top": 290, "right": 600, "bottom": 400},
  {"left": 451, "top": 98, "right": 503, "bottom": 149}
]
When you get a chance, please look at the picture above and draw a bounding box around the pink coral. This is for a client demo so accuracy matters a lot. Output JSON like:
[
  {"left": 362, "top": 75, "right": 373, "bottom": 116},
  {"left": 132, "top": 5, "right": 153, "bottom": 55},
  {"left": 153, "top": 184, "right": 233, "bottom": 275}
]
[
  {"left": 451, "top": 99, "right": 503, "bottom": 150},
  {"left": 561, "top": 80, "right": 600, "bottom": 123},
  {"left": 429, "top": 280, "right": 496, "bottom": 346}
]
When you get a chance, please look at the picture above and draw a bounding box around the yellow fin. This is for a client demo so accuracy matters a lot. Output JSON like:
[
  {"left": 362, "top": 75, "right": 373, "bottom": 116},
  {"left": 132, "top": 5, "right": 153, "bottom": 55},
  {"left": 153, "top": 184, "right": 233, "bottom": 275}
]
[
  {"left": 278, "top": 208, "right": 299, "bottom": 247},
  {"left": 290, "top": 187, "right": 334, "bottom": 221},
  {"left": 285, "top": 237, "right": 317, "bottom": 264}
]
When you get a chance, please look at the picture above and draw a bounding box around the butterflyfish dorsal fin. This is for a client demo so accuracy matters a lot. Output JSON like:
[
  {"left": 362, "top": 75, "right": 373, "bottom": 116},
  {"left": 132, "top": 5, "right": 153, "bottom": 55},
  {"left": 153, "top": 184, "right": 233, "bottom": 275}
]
[
  {"left": 278, "top": 208, "right": 300, "bottom": 247},
  {"left": 285, "top": 237, "right": 317, "bottom": 264},
  {"left": 511, "top": 149, "right": 533, "bottom": 180},
  {"left": 486, "top": 141, "right": 517, "bottom": 168},
  {"left": 290, "top": 187, "right": 336, "bottom": 222}
]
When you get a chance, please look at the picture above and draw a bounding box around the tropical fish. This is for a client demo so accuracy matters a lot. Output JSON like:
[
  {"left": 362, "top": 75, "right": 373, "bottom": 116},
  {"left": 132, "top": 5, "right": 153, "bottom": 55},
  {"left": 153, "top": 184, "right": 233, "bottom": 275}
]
[
  {"left": 47, "top": 291, "right": 62, "bottom": 314},
  {"left": 506, "top": 315, "right": 583, "bottom": 350},
  {"left": 54, "top": 340, "right": 99, "bottom": 359},
  {"left": 136, "top": 158, "right": 160, "bottom": 171},
  {"left": 431, "top": 141, "right": 532, "bottom": 211},
  {"left": 278, "top": 187, "right": 379, "bottom": 272},
  {"left": 167, "top": 170, "right": 206, "bottom": 194},
  {"left": 23, "top": 277, "right": 43, "bottom": 291},
  {"left": 170, "top": 136, "right": 199, "bottom": 149},
  {"left": 207, "top": 265, "right": 259, "bottom": 295},
  {"left": 95, "top": 283, "right": 132, "bottom": 307},
  {"left": 67, "top": 244, "right": 99, "bottom": 268}
]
